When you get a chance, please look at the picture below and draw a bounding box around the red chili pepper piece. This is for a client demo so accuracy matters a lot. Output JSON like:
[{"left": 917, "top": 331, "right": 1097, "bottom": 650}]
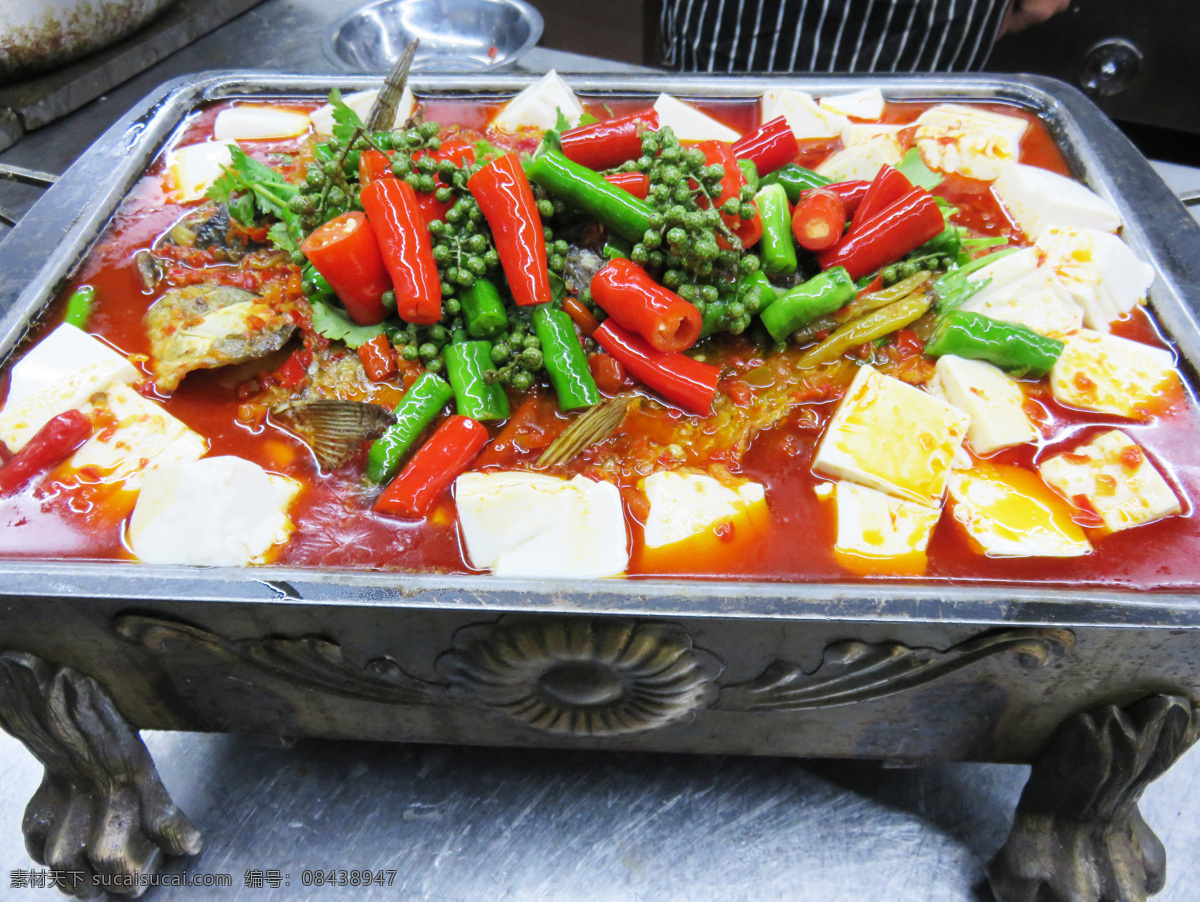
[
  {"left": 805, "top": 179, "right": 870, "bottom": 218},
  {"left": 731, "top": 116, "right": 799, "bottom": 176},
  {"left": 560, "top": 109, "right": 659, "bottom": 171},
  {"left": 468, "top": 153, "right": 552, "bottom": 307},
  {"left": 409, "top": 140, "right": 478, "bottom": 225},
  {"left": 373, "top": 415, "right": 489, "bottom": 519},
  {"left": 603, "top": 171, "right": 651, "bottom": 199},
  {"left": 0, "top": 410, "right": 92, "bottom": 497},
  {"left": 696, "top": 140, "right": 763, "bottom": 250},
  {"left": 562, "top": 296, "right": 601, "bottom": 337},
  {"left": 359, "top": 149, "right": 393, "bottom": 187},
  {"left": 587, "top": 353, "right": 631, "bottom": 395},
  {"left": 817, "top": 188, "right": 945, "bottom": 281},
  {"left": 357, "top": 334, "right": 398, "bottom": 382},
  {"left": 850, "top": 166, "right": 914, "bottom": 231},
  {"left": 361, "top": 178, "right": 442, "bottom": 325},
  {"left": 272, "top": 349, "right": 309, "bottom": 390},
  {"left": 590, "top": 258, "right": 702, "bottom": 353},
  {"left": 301, "top": 212, "right": 393, "bottom": 325},
  {"left": 792, "top": 188, "right": 846, "bottom": 252},
  {"left": 593, "top": 320, "right": 719, "bottom": 416}
]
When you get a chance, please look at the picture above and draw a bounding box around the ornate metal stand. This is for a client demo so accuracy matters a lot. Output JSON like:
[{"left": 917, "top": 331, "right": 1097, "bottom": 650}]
[
  {"left": 989, "top": 694, "right": 1200, "bottom": 902},
  {"left": 0, "top": 652, "right": 202, "bottom": 899}
]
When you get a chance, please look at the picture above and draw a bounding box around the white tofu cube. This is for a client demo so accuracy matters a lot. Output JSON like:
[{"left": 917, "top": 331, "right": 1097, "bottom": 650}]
[
  {"left": 815, "top": 135, "right": 902, "bottom": 184},
  {"left": 993, "top": 163, "right": 1122, "bottom": 237},
  {"left": 827, "top": 480, "right": 941, "bottom": 562},
  {"left": 493, "top": 71, "right": 583, "bottom": 133},
  {"left": 842, "top": 122, "right": 904, "bottom": 148},
  {"left": 761, "top": 88, "right": 847, "bottom": 140},
  {"left": 128, "top": 456, "right": 300, "bottom": 566},
  {"left": 653, "top": 93, "right": 740, "bottom": 143},
  {"left": 813, "top": 366, "right": 970, "bottom": 507},
  {"left": 1039, "top": 431, "right": 1181, "bottom": 534},
  {"left": 1049, "top": 330, "right": 1179, "bottom": 419},
  {"left": 214, "top": 105, "right": 311, "bottom": 140},
  {"left": 166, "top": 141, "right": 237, "bottom": 203},
  {"left": 0, "top": 324, "right": 138, "bottom": 452},
  {"left": 454, "top": 471, "right": 628, "bottom": 578},
  {"left": 928, "top": 356, "right": 1038, "bottom": 455},
  {"left": 819, "top": 88, "right": 885, "bottom": 120},
  {"left": 959, "top": 271, "right": 1083, "bottom": 339},
  {"left": 70, "top": 383, "right": 208, "bottom": 488},
  {"left": 1034, "top": 226, "right": 1155, "bottom": 331},
  {"left": 914, "top": 104, "right": 1028, "bottom": 181},
  {"left": 948, "top": 463, "right": 1091, "bottom": 557},
  {"left": 309, "top": 88, "right": 414, "bottom": 136},
  {"left": 641, "top": 470, "right": 765, "bottom": 549}
]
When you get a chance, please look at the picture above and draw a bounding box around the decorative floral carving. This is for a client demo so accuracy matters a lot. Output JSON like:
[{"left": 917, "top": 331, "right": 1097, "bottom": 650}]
[
  {"left": 116, "top": 615, "right": 436, "bottom": 706},
  {"left": 0, "top": 652, "right": 202, "bottom": 899},
  {"left": 436, "top": 619, "right": 722, "bottom": 736},
  {"left": 719, "top": 628, "right": 1075, "bottom": 712},
  {"left": 989, "top": 694, "right": 1200, "bottom": 902}
]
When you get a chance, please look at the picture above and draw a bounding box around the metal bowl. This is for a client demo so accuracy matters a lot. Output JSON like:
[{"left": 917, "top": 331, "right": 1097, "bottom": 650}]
[{"left": 325, "top": 0, "right": 544, "bottom": 72}]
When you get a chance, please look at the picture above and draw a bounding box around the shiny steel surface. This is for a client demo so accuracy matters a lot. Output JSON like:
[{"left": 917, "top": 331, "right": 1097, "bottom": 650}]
[
  {"left": 3, "top": 729, "right": 1200, "bottom": 900},
  {"left": 325, "top": 0, "right": 544, "bottom": 72}
]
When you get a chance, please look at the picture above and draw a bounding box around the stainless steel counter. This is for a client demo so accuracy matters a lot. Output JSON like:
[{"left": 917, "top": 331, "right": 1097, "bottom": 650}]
[{"left": 1, "top": 2, "right": 1199, "bottom": 900}]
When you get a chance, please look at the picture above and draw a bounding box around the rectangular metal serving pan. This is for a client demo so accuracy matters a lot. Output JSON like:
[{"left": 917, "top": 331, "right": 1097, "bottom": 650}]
[{"left": 1, "top": 72, "right": 1200, "bottom": 764}]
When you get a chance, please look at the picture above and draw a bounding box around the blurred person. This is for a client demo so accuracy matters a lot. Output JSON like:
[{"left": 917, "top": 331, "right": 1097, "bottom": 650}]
[{"left": 655, "top": 0, "right": 1071, "bottom": 73}]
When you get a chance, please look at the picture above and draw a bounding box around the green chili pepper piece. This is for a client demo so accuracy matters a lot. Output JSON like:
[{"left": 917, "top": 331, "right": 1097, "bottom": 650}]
[
  {"left": 459, "top": 278, "right": 508, "bottom": 338},
  {"left": 533, "top": 305, "right": 601, "bottom": 411},
  {"left": 738, "top": 270, "right": 780, "bottom": 314},
  {"left": 737, "top": 159, "right": 760, "bottom": 194},
  {"left": 760, "top": 164, "right": 831, "bottom": 204},
  {"left": 760, "top": 267, "right": 856, "bottom": 342},
  {"left": 525, "top": 146, "right": 654, "bottom": 243},
  {"left": 755, "top": 183, "right": 798, "bottom": 277},
  {"left": 62, "top": 286, "right": 96, "bottom": 329},
  {"left": 926, "top": 311, "right": 1064, "bottom": 378},
  {"left": 313, "top": 142, "right": 336, "bottom": 164},
  {"left": 603, "top": 237, "right": 631, "bottom": 260},
  {"left": 933, "top": 247, "right": 1020, "bottom": 314},
  {"left": 302, "top": 264, "right": 334, "bottom": 298},
  {"left": 444, "top": 341, "right": 510, "bottom": 421},
  {"left": 365, "top": 373, "right": 454, "bottom": 483},
  {"left": 700, "top": 300, "right": 729, "bottom": 339}
]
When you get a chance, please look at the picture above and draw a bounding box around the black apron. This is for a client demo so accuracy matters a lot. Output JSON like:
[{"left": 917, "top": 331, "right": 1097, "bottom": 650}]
[{"left": 657, "top": 0, "right": 1010, "bottom": 72}]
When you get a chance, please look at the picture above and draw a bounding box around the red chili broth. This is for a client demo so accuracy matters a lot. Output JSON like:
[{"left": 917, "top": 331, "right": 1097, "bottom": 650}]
[{"left": 4, "top": 93, "right": 1200, "bottom": 590}]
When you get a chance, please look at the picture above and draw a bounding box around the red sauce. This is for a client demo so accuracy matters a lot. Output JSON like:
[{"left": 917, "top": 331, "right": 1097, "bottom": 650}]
[{"left": 4, "top": 92, "right": 1200, "bottom": 590}]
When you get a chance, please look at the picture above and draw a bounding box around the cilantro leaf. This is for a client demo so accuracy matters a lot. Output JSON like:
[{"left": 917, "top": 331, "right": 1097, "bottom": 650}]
[
  {"left": 329, "top": 89, "right": 365, "bottom": 146},
  {"left": 267, "top": 221, "right": 300, "bottom": 258},
  {"left": 554, "top": 107, "right": 573, "bottom": 133},
  {"left": 577, "top": 111, "right": 599, "bottom": 127},
  {"left": 229, "top": 192, "right": 257, "bottom": 228},
  {"left": 896, "top": 147, "right": 943, "bottom": 191},
  {"left": 207, "top": 145, "right": 303, "bottom": 255},
  {"left": 309, "top": 298, "right": 387, "bottom": 349}
]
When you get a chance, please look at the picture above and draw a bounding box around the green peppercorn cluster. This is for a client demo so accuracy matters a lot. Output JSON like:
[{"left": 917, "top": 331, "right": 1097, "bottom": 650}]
[
  {"left": 286, "top": 126, "right": 415, "bottom": 256},
  {"left": 482, "top": 308, "right": 544, "bottom": 392},
  {"left": 606, "top": 126, "right": 765, "bottom": 335},
  {"left": 881, "top": 253, "right": 954, "bottom": 287}
]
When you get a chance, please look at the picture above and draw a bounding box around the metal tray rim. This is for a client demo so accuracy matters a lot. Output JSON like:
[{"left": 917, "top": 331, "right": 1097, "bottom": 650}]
[{"left": 3, "top": 70, "right": 1200, "bottom": 626}]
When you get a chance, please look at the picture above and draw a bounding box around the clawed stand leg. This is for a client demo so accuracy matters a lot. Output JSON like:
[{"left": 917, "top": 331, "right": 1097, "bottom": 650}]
[
  {"left": 988, "top": 694, "right": 1200, "bottom": 902},
  {"left": 0, "top": 652, "right": 202, "bottom": 898}
]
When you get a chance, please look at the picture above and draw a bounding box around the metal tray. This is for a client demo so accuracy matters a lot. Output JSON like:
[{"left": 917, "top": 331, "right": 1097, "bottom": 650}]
[{"left": 1, "top": 71, "right": 1199, "bottom": 768}]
